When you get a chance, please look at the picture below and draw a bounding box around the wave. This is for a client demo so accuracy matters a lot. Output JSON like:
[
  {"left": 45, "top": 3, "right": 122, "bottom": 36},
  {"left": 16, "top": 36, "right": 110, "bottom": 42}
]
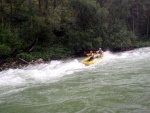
[
  {"left": 0, "top": 47, "right": 149, "bottom": 86},
  {"left": 0, "top": 59, "right": 86, "bottom": 86}
]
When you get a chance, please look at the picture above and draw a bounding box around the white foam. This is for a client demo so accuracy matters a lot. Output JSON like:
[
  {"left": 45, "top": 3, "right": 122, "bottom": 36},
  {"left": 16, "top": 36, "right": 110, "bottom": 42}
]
[
  {"left": 0, "top": 60, "right": 86, "bottom": 86},
  {"left": 0, "top": 47, "right": 150, "bottom": 86},
  {"left": 104, "top": 47, "right": 150, "bottom": 60}
]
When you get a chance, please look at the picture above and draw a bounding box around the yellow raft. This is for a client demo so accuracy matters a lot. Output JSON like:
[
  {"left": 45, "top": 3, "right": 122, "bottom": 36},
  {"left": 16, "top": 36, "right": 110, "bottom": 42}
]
[{"left": 82, "top": 54, "right": 103, "bottom": 66}]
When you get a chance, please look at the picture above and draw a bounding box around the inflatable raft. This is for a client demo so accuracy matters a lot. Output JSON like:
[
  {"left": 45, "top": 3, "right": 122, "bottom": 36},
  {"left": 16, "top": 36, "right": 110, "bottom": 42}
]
[{"left": 82, "top": 54, "right": 102, "bottom": 66}]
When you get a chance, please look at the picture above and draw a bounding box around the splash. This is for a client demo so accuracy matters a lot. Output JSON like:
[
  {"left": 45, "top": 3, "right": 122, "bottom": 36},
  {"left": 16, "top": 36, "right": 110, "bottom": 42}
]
[
  {"left": 0, "top": 47, "right": 149, "bottom": 86},
  {"left": 0, "top": 59, "right": 86, "bottom": 86},
  {"left": 104, "top": 47, "right": 150, "bottom": 60}
]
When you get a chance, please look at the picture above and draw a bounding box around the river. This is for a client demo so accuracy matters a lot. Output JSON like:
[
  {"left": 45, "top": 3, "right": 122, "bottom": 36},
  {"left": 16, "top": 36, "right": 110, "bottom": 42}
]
[{"left": 0, "top": 47, "right": 150, "bottom": 113}]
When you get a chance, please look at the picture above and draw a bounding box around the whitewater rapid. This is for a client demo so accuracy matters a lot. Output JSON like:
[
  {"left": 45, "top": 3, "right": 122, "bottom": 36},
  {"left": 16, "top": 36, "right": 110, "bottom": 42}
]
[
  {"left": 0, "top": 47, "right": 150, "bottom": 87},
  {"left": 0, "top": 47, "right": 150, "bottom": 113}
]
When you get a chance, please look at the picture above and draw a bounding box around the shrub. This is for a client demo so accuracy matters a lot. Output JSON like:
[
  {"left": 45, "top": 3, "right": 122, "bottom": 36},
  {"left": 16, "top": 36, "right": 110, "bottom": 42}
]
[
  {"left": 0, "top": 26, "right": 21, "bottom": 57},
  {"left": 0, "top": 44, "right": 11, "bottom": 56},
  {"left": 107, "top": 21, "right": 137, "bottom": 50},
  {"left": 16, "top": 53, "right": 34, "bottom": 61}
]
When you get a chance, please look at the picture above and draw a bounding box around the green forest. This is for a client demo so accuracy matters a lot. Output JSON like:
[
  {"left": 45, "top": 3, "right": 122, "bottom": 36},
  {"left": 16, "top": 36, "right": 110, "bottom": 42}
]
[{"left": 0, "top": 0, "right": 150, "bottom": 63}]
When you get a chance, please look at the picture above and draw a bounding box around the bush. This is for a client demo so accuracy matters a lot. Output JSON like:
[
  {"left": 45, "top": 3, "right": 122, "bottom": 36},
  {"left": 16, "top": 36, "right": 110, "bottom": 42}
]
[
  {"left": 107, "top": 21, "right": 137, "bottom": 50},
  {"left": 135, "top": 40, "right": 150, "bottom": 48},
  {"left": 0, "top": 44, "right": 11, "bottom": 56},
  {"left": 0, "top": 26, "right": 21, "bottom": 57},
  {"left": 16, "top": 53, "right": 34, "bottom": 61},
  {"left": 16, "top": 45, "right": 71, "bottom": 61}
]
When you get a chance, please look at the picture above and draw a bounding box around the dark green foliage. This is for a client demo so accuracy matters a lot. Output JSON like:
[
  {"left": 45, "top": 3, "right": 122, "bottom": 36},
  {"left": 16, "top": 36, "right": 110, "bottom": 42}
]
[
  {"left": 0, "top": 44, "right": 11, "bottom": 56},
  {"left": 0, "top": 26, "right": 21, "bottom": 57},
  {"left": 65, "top": 0, "right": 104, "bottom": 54},
  {"left": 71, "top": 0, "right": 98, "bottom": 30},
  {"left": 64, "top": 28, "right": 102, "bottom": 54},
  {"left": 16, "top": 53, "right": 34, "bottom": 61},
  {"left": 106, "top": 21, "right": 137, "bottom": 50},
  {"left": 0, "top": 0, "right": 150, "bottom": 63},
  {"left": 135, "top": 40, "right": 150, "bottom": 48},
  {"left": 16, "top": 45, "right": 71, "bottom": 61}
]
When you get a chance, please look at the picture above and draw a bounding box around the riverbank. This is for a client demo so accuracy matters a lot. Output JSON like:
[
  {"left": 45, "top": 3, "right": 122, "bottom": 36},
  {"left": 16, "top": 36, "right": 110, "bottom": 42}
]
[
  {"left": 0, "top": 46, "right": 72, "bottom": 71},
  {"left": 1, "top": 44, "right": 150, "bottom": 71},
  {"left": 0, "top": 58, "right": 46, "bottom": 71},
  {"left": 0, "top": 47, "right": 138, "bottom": 71}
]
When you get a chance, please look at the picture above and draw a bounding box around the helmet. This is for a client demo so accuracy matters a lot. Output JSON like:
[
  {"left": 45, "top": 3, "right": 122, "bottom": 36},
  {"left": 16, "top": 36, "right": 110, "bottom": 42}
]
[
  {"left": 99, "top": 48, "right": 102, "bottom": 50},
  {"left": 90, "top": 50, "right": 93, "bottom": 53}
]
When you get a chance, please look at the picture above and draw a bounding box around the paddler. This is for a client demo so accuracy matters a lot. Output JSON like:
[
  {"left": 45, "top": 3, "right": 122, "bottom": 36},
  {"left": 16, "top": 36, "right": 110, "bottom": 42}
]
[
  {"left": 87, "top": 50, "right": 94, "bottom": 61},
  {"left": 96, "top": 48, "right": 104, "bottom": 58}
]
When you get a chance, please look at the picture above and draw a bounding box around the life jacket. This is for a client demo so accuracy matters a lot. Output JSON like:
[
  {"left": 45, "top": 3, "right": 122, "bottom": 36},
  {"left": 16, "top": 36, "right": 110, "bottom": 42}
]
[
  {"left": 90, "top": 53, "right": 94, "bottom": 57},
  {"left": 88, "top": 53, "right": 94, "bottom": 57}
]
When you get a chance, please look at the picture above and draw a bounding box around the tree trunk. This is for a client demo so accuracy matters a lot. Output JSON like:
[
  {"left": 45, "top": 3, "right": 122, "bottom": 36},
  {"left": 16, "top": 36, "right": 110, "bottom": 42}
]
[
  {"left": 147, "top": 15, "right": 149, "bottom": 38},
  {"left": 53, "top": 0, "right": 56, "bottom": 13},
  {"left": 25, "top": 38, "right": 38, "bottom": 52},
  {"left": 0, "top": 0, "right": 3, "bottom": 26},
  {"left": 10, "top": 0, "right": 12, "bottom": 26},
  {"left": 136, "top": 3, "right": 139, "bottom": 20},
  {"left": 0, "top": 0, "right": 2, "bottom": 11},
  {"left": 38, "top": 0, "right": 41, "bottom": 11},
  {"left": 132, "top": 16, "right": 135, "bottom": 33},
  {"left": 44, "top": 0, "right": 48, "bottom": 22},
  {"left": 45, "top": 0, "right": 48, "bottom": 9}
]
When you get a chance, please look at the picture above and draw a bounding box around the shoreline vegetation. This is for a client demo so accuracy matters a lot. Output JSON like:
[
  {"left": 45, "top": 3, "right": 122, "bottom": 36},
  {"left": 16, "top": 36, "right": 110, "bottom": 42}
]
[
  {"left": 0, "top": 45, "right": 150, "bottom": 71},
  {"left": 0, "top": 0, "right": 150, "bottom": 71}
]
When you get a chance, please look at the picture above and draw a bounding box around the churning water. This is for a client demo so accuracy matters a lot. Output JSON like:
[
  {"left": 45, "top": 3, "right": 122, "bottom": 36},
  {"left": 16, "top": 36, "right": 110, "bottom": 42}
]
[{"left": 0, "top": 47, "right": 150, "bottom": 113}]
